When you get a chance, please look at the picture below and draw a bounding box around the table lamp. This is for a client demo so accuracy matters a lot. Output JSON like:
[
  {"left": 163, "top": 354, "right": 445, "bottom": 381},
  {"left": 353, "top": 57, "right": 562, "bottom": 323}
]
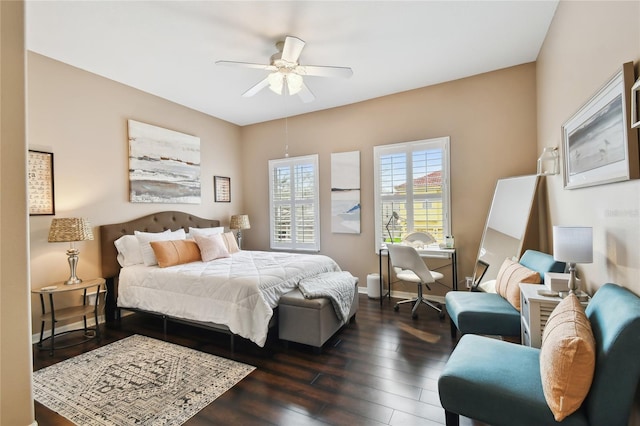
[
  {"left": 48, "top": 217, "right": 94, "bottom": 285},
  {"left": 552, "top": 226, "right": 593, "bottom": 294},
  {"left": 385, "top": 211, "right": 400, "bottom": 243},
  {"left": 230, "top": 214, "right": 250, "bottom": 249}
]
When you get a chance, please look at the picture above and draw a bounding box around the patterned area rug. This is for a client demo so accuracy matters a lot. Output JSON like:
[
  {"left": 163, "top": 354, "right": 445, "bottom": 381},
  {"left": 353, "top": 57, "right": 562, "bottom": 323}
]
[{"left": 33, "top": 334, "right": 255, "bottom": 425}]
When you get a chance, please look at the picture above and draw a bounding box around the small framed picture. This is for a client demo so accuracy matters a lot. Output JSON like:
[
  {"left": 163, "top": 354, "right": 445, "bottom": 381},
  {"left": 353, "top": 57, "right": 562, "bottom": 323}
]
[
  {"left": 214, "top": 176, "right": 230, "bottom": 202},
  {"left": 28, "top": 150, "right": 55, "bottom": 215}
]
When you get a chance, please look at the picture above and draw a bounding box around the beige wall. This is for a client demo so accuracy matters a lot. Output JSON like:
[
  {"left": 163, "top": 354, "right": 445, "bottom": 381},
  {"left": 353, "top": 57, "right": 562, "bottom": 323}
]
[
  {"left": 537, "top": 1, "right": 640, "bottom": 295},
  {"left": 241, "top": 63, "right": 539, "bottom": 295},
  {"left": 26, "top": 54, "right": 539, "bottom": 340},
  {"left": 1, "top": 1, "right": 36, "bottom": 425},
  {"left": 18, "top": 2, "right": 640, "bottom": 423},
  {"left": 27, "top": 52, "right": 242, "bottom": 329},
  {"left": 536, "top": 1, "right": 640, "bottom": 423}
]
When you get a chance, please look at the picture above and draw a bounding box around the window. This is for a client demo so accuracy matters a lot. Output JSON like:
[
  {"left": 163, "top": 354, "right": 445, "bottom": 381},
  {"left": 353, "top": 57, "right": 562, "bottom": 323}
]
[
  {"left": 269, "top": 154, "right": 320, "bottom": 251},
  {"left": 373, "top": 137, "right": 451, "bottom": 252}
]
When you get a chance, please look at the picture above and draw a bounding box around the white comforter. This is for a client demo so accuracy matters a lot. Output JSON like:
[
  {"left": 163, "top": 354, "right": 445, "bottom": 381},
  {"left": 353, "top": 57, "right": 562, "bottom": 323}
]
[{"left": 117, "top": 250, "right": 341, "bottom": 346}]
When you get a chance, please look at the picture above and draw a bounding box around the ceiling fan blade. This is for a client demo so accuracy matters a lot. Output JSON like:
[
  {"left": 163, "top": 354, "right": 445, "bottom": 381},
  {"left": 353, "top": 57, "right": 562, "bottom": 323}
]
[
  {"left": 242, "top": 76, "right": 271, "bottom": 97},
  {"left": 297, "top": 82, "right": 315, "bottom": 103},
  {"left": 216, "top": 60, "right": 277, "bottom": 71},
  {"left": 296, "top": 65, "right": 353, "bottom": 78},
  {"left": 281, "top": 36, "right": 305, "bottom": 63}
]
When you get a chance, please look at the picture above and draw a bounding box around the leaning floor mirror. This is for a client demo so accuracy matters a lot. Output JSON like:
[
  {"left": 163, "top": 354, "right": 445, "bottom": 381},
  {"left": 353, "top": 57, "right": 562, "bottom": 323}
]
[{"left": 473, "top": 174, "right": 540, "bottom": 291}]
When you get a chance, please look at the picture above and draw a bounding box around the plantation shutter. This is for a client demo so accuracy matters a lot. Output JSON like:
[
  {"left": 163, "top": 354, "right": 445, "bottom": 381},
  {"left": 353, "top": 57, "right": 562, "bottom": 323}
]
[{"left": 269, "top": 154, "right": 320, "bottom": 251}]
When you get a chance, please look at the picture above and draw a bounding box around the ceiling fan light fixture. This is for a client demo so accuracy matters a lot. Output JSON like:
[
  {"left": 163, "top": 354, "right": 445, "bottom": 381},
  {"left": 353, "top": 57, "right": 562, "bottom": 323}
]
[
  {"left": 286, "top": 73, "right": 303, "bottom": 95},
  {"left": 268, "top": 72, "right": 284, "bottom": 94},
  {"left": 218, "top": 35, "right": 350, "bottom": 103}
]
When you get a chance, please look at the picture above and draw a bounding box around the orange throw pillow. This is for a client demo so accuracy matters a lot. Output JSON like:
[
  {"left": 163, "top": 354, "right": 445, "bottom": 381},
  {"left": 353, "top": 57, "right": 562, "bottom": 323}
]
[
  {"left": 150, "top": 239, "right": 201, "bottom": 268},
  {"left": 540, "top": 294, "right": 595, "bottom": 421},
  {"left": 495, "top": 258, "right": 540, "bottom": 311}
]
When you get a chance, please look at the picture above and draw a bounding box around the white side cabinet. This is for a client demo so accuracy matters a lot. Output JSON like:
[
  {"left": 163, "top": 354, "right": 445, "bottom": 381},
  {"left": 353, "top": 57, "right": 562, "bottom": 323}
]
[{"left": 519, "top": 283, "right": 589, "bottom": 348}]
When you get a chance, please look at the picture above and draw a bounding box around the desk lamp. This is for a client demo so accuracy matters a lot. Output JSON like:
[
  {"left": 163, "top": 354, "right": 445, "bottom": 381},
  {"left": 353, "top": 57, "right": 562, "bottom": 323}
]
[{"left": 385, "top": 211, "right": 399, "bottom": 243}]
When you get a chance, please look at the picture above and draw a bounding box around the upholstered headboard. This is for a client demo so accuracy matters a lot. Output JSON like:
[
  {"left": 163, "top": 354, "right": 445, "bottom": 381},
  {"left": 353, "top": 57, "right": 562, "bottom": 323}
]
[{"left": 99, "top": 211, "right": 220, "bottom": 280}]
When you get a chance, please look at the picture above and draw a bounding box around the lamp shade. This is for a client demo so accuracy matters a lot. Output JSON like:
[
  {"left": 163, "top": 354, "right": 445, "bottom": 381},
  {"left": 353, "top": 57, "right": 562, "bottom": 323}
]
[
  {"left": 230, "top": 214, "right": 250, "bottom": 230},
  {"left": 286, "top": 73, "right": 303, "bottom": 95},
  {"left": 268, "top": 72, "right": 303, "bottom": 95},
  {"left": 553, "top": 226, "right": 593, "bottom": 263},
  {"left": 268, "top": 72, "right": 284, "bottom": 94},
  {"left": 48, "top": 218, "right": 94, "bottom": 243}
]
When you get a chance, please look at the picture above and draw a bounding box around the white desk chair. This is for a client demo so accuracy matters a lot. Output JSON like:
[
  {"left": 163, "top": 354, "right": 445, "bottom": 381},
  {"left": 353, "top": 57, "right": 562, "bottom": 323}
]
[{"left": 387, "top": 243, "right": 445, "bottom": 319}]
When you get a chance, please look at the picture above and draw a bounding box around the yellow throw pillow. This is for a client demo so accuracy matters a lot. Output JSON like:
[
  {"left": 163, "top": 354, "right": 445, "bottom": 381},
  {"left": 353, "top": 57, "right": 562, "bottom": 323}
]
[
  {"left": 222, "top": 231, "right": 240, "bottom": 254},
  {"left": 495, "top": 258, "right": 540, "bottom": 311},
  {"left": 540, "top": 294, "right": 595, "bottom": 422},
  {"left": 150, "top": 239, "right": 201, "bottom": 268}
]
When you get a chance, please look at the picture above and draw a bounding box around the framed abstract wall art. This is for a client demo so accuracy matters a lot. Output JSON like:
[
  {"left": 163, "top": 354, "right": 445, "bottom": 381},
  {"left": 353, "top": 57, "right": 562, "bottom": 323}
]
[
  {"left": 331, "top": 151, "right": 360, "bottom": 233},
  {"left": 128, "top": 120, "right": 201, "bottom": 203},
  {"left": 562, "top": 62, "right": 638, "bottom": 189}
]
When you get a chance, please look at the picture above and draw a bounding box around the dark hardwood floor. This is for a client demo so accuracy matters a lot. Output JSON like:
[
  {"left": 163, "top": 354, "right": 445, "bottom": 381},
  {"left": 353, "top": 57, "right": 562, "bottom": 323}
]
[{"left": 33, "top": 294, "right": 488, "bottom": 425}]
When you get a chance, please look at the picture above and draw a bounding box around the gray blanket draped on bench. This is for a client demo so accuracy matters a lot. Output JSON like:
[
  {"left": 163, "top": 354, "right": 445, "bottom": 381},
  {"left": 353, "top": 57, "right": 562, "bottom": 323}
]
[{"left": 298, "top": 271, "right": 357, "bottom": 324}]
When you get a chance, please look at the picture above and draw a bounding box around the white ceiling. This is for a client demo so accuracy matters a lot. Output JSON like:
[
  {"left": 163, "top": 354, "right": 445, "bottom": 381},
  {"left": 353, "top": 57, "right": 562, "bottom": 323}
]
[{"left": 26, "top": 1, "right": 558, "bottom": 126}]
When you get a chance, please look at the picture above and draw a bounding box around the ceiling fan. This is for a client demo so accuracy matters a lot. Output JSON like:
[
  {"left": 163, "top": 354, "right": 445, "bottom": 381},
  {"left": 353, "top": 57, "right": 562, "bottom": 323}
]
[{"left": 216, "top": 36, "right": 353, "bottom": 103}]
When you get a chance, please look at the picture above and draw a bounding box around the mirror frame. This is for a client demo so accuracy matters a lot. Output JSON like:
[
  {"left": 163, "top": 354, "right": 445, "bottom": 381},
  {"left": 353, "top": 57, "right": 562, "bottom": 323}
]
[{"left": 472, "top": 175, "right": 540, "bottom": 290}]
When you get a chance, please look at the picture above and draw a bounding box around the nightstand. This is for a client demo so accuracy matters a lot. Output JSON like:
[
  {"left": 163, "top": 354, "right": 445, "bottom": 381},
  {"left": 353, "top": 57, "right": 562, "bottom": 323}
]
[
  {"left": 519, "top": 283, "right": 589, "bottom": 348},
  {"left": 32, "top": 277, "right": 105, "bottom": 355}
]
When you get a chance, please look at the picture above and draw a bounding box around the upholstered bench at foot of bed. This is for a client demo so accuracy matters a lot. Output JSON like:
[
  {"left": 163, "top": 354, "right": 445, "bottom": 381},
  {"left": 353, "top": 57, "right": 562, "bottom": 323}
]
[{"left": 279, "top": 279, "right": 358, "bottom": 352}]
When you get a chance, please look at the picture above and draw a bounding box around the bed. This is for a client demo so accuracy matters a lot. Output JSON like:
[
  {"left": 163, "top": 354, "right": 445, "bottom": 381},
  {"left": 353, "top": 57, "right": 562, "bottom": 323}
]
[{"left": 100, "top": 211, "right": 342, "bottom": 348}]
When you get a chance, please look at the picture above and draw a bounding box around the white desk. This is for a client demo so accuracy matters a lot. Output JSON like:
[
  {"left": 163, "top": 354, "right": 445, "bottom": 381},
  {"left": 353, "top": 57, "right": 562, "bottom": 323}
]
[{"left": 377, "top": 245, "right": 458, "bottom": 306}]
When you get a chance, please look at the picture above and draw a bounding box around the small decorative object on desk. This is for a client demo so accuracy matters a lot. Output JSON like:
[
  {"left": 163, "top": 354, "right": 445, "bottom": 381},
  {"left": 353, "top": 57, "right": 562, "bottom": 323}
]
[{"left": 445, "top": 235, "right": 455, "bottom": 248}]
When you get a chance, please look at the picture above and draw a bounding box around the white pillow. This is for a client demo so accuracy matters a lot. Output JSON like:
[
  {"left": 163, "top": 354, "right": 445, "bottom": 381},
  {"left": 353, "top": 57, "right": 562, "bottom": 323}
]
[
  {"left": 135, "top": 229, "right": 186, "bottom": 266},
  {"left": 114, "top": 234, "right": 145, "bottom": 267},
  {"left": 222, "top": 231, "right": 240, "bottom": 254},
  {"left": 477, "top": 279, "right": 497, "bottom": 293},
  {"left": 194, "top": 233, "right": 230, "bottom": 261},
  {"left": 188, "top": 227, "right": 225, "bottom": 239}
]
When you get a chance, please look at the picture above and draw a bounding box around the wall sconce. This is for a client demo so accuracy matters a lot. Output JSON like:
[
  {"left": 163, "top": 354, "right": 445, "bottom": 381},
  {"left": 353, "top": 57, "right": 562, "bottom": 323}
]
[
  {"left": 631, "top": 76, "right": 640, "bottom": 129},
  {"left": 537, "top": 146, "right": 559, "bottom": 176}
]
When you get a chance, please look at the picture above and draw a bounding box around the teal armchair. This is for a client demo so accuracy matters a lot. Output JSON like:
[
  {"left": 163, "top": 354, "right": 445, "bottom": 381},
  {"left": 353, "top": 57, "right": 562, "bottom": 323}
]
[
  {"left": 446, "top": 249, "right": 565, "bottom": 339},
  {"left": 439, "top": 283, "right": 640, "bottom": 426}
]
